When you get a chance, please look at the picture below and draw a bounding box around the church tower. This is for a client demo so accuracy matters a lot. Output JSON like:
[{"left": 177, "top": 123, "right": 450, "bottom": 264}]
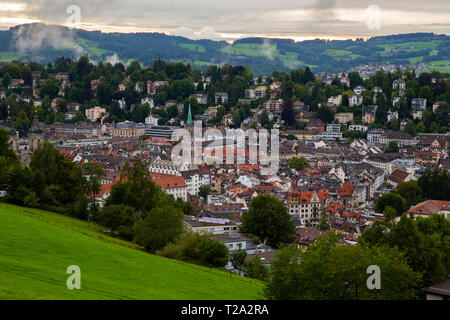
[
  {"left": 29, "top": 106, "right": 44, "bottom": 153},
  {"left": 185, "top": 104, "right": 198, "bottom": 170}
]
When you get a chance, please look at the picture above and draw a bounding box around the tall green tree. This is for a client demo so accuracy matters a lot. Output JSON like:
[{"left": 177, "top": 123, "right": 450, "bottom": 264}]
[
  {"left": 134, "top": 205, "right": 184, "bottom": 253},
  {"left": 230, "top": 249, "right": 247, "bottom": 274},
  {"left": 83, "top": 162, "right": 106, "bottom": 217},
  {"left": 395, "top": 180, "right": 423, "bottom": 207},
  {"left": 287, "top": 157, "right": 309, "bottom": 170},
  {"left": 265, "top": 234, "right": 421, "bottom": 300},
  {"left": 281, "top": 98, "right": 296, "bottom": 126},
  {"left": 374, "top": 193, "right": 407, "bottom": 216},
  {"left": 361, "top": 214, "right": 449, "bottom": 288},
  {"left": 241, "top": 194, "right": 296, "bottom": 248},
  {"left": 418, "top": 169, "right": 450, "bottom": 201}
]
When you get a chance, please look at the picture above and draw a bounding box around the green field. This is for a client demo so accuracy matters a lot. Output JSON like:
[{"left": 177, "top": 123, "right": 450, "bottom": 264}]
[
  {"left": 426, "top": 60, "right": 450, "bottom": 73},
  {"left": 378, "top": 41, "right": 441, "bottom": 52},
  {"left": 222, "top": 43, "right": 303, "bottom": 66},
  {"left": 77, "top": 39, "right": 112, "bottom": 57},
  {"left": 0, "top": 204, "right": 263, "bottom": 300},
  {"left": 0, "top": 52, "right": 20, "bottom": 62},
  {"left": 179, "top": 43, "right": 206, "bottom": 53},
  {"left": 324, "top": 49, "right": 360, "bottom": 60}
]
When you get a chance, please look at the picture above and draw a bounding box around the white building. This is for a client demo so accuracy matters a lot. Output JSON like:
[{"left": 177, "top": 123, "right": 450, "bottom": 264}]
[
  {"left": 328, "top": 95, "right": 342, "bottom": 106},
  {"left": 181, "top": 169, "right": 211, "bottom": 196},
  {"left": 149, "top": 159, "right": 184, "bottom": 176},
  {"left": 184, "top": 216, "right": 238, "bottom": 235},
  {"left": 348, "top": 124, "right": 368, "bottom": 132},
  {"left": 145, "top": 114, "right": 160, "bottom": 126},
  {"left": 387, "top": 111, "right": 398, "bottom": 122},
  {"left": 141, "top": 97, "right": 155, "bottom": 109},
  {"left": 353, "top": 86, "right": 365, "bottom": 95},
  {"left": 349, "top": 94, "right": 363, "bottom": 106}
]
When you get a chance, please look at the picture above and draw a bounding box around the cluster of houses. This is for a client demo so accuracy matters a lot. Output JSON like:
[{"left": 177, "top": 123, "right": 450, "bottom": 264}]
[{"left": 1, "top": 67, "right": 449, "bottom": 274}]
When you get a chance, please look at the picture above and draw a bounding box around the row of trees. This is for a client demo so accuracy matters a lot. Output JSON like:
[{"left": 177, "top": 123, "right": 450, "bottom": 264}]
[
  {"left": 375, "top": 169, "right": 450, "bottom": 216},
  {"left": 0, "top": 130, "right": 90, "bottom": 218}
]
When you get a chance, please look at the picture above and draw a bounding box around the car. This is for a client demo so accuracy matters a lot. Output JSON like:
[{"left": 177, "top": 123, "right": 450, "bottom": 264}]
[{"left": 0, "top": 191, "right": 8, "bottom": 198}]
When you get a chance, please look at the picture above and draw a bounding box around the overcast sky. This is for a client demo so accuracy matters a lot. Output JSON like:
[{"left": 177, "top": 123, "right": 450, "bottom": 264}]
[{"left": 1, "top": 0, "right": 449, "bottom": 41}]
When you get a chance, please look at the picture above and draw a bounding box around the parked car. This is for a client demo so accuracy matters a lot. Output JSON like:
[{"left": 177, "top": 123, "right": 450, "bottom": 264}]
[{"left": 0, "top": 191, "right": 8, "bottom": 198}]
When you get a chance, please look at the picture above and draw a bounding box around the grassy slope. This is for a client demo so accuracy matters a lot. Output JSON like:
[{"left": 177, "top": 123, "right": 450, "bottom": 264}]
[
  {"left": 179, "top": 43, "right": 206, "bottom": 53},
  {"left": 0, "top": 52, "right": 20, "bottom": 62},
  {"left": 0, "top": 204, "right": 263, "bottom": 300},
  {"left": 221, "top": 43, "right": 304, "bottom": 66},
  {"left": 76, "top": 39, "right": 113, "bottom": 57}
]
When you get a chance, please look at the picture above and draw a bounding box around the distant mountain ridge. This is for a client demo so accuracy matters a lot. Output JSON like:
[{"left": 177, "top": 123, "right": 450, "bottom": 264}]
[{"left": 0, "top": 23, "right": 449, "bottom": 75}]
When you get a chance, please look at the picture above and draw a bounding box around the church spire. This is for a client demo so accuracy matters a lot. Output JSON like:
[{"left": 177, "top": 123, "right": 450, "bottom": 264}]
[{"left": 187, "top": 103, "right": 193, "bottom": 127}]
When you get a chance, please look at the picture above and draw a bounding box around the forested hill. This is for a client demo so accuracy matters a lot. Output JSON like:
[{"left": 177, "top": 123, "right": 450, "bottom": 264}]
[{"left": 0, "top": 23, "right": 449, "bottom": 75}]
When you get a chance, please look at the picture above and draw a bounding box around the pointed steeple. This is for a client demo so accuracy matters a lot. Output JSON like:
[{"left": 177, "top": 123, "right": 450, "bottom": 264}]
[{"left": 186, "top": 103, "right": 193, "bottom": 127}]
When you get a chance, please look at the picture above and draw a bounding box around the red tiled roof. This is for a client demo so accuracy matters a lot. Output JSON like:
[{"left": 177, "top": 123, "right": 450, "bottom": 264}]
[
  {"left": 337, "top": 180, "right": 354, "bottom": 198},
  {"left": 325, "top": 202, "right": 347, "bottom": 214},
  {"left": 388, "top": 169, "right": 409, "bottom": 183},
  {"left": 317, "top": 189, "right": 330, "bottom": 200},
  {"left": 407, "top": 200, "right": 450, "bottom": 216},
  {"left": 152, "top": 175, "right": 187, "bottom": 189},
  {"left": 98, "top": 183, "right": 114, "bottom": 197},
  {"left": 238, "top": 164, "right": 261, "bottom": 171}
]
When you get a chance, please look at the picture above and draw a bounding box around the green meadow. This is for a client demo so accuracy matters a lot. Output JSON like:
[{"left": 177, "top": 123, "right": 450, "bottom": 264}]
[
  {"left": 0, "top": 52, "right": 20, "bottom": 62},
  {"left": 179, "top": 43, "right": 206, "bottom": 53},
  {"left": 0, "top": 204, "right": 263, "bottom": 300}
]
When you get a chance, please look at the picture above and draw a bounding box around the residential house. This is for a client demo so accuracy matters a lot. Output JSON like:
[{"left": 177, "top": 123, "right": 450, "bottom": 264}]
[
  {"left": 145, "top": 114, "right": 161, "bottom": 126},
  {"left": 141, "top": 97, "right": 155, "bottom": 109},
  {"left": 362, "top": 105, "right": 378, "bottom": 124},
  {"left": 349, "top": 124, "right": 368, "bottom": 132},
  {"left": 147, "top": 81, "right": 169, "bottom": 95},
  {"left": 152, "top": 175, "right": 188, "bottom": 201},
  {"left": 407, "top": 200, "right": 450, "bottom": 219},
  {"left": 387, "top": 111, "right": 398, "bottom": 122},
  {"left": 353, "top": 86, "right": 365, "bottom": 95},
  {"left": 214, "top": 92, "right": 229, "bottom": 105},
  {"left": 328, "top": 95, "right": 342, "bottom": 106},
  {"left": 306, "top": 118, "right": 325, "bottom": 133},
  {"left": 190, "top": 94, "right": 208, "bottom": 105},
  {"left": 411, "top": 98, "right": 427, "bottom": 111},
  {"left": 296, "top": 227, "right": 328, "bottom": 250},
  {"left": 349, "top": 94, "right": 363, "bottom": 106},
  {"left": 379, "top": 130, "right": 416, "bottom": 146},
  {"left": 85, "top": 107, "right": 106, "bottom": 122},
  {"left": 180, "top": 167, "right": 211, "bottom": 196},
  {"left": 393, "top": 79, "right": 406, "bottom": 90},
  {"left": 245, "top": 86, "right": 267, "bottom": 99},
  {"left": 386, "top": 169, "right": 414, "bottom": 187},
  {"left": 288, "top": 189, "right": 330, "bottom": 227},
  {"left": 423, "top": 280, "right": 450, "bottom": 300},
  {"left": 264, "top": 99, "right": 284, "bottom": 114},
  {"left": 334, "top": 113, "right": 353, "bottom": 124}
]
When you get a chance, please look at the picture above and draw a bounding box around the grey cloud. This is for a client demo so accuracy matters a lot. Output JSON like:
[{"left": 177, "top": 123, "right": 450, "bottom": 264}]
[
  {"left": 4, "top": 0, "right": 450, "bottom": 38},
  {"left": 12, "top": 23, "right": 84, "bottom": 58}
]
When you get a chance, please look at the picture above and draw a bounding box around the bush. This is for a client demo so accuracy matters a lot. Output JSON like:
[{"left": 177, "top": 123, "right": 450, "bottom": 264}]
[
  {"left": 96, "top": 205, "right": 137, "bottom": 231},
  {"left": 133, "top": 205, "right": 184, "bottom": 253},
  {"left": 158, "top": 232, "right": 229, "bottom": 268}
]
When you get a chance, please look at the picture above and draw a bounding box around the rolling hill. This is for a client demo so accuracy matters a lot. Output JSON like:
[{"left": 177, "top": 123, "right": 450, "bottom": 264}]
[
  {"left": 0, "top": 23, "right": 449, "bottom": 75},
  {"left": 0, "top": 203, "right": 264, "bottom": 300}
]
